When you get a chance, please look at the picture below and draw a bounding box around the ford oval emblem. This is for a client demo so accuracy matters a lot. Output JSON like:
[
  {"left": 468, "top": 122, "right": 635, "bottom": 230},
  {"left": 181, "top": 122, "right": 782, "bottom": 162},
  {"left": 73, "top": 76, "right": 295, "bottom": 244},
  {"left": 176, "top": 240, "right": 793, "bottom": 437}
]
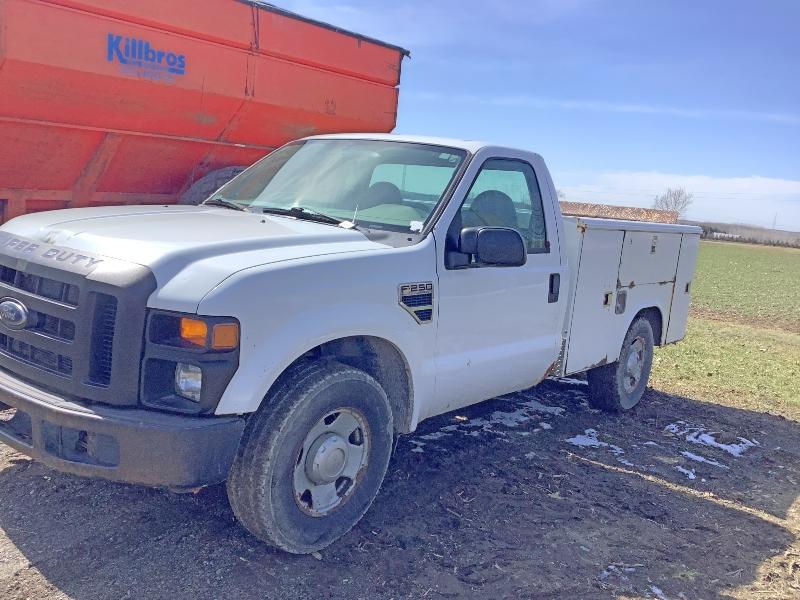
[{"left": 0, "top": 298, "right": 30, "bottom": 330}]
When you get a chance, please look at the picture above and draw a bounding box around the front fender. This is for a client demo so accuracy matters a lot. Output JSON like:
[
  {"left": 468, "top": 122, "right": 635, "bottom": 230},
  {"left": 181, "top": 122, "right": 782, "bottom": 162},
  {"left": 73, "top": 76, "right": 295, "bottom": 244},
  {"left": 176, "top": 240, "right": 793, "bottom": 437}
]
[{"left": 197, "top": 241, "right": 438, "bottom": 425}]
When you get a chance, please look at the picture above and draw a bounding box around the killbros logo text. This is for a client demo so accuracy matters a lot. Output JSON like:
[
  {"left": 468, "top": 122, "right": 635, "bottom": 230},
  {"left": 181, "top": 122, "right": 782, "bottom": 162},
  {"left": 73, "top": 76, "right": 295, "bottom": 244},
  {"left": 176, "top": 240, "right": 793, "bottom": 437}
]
[{"left": 107, "top": 33, "right": 187, "bottom": 81}]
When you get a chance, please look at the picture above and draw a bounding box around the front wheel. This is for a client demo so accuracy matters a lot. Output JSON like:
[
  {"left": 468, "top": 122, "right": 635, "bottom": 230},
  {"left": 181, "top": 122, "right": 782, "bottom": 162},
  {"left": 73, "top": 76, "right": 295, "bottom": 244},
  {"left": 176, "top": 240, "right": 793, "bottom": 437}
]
[
  {"left": 587, "top": 316, "right": 655, "bottom": 411},
  {"left": 226, "top": 362, "right": 394, "bottom": 554}
]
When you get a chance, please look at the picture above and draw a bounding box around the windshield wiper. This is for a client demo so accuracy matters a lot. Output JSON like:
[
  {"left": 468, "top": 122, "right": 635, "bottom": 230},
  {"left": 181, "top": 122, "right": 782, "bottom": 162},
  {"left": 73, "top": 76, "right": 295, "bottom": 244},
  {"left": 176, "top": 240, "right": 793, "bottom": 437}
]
[
  {"left": 260, "top": 206, "right": 356, "bottom": 228},
  {"left": 203, "top": 197, "right": 246, "bottom": 211}
]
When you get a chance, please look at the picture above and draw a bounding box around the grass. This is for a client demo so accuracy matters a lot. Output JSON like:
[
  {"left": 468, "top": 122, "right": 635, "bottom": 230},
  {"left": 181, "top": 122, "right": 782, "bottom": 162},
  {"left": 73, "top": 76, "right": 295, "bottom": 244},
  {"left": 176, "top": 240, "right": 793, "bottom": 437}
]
[
  {"left": 651, "top": 241, "right": 800, "bottom": 421},
  {"left": 651, "top": 317, "right": 800, "bottom": 419},
  {"left": 691, "top": 241, "right": 800, "bottom": 331}
]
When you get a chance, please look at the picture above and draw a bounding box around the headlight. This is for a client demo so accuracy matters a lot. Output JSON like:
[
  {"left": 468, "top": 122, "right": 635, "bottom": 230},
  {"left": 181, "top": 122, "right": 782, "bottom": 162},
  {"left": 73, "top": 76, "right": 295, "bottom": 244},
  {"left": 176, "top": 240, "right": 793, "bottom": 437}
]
[
  {"left": 150, "top": 313, "right": 239, "bottom": 351},
  {"left": 175, "top": 363, "right": 202, "bottom": 402},
  {"left": 179, "top": 317, "right": 240, "bottom": 350},
  {"left": 144, "top": 311, "right": 240, "bottom": 415}
]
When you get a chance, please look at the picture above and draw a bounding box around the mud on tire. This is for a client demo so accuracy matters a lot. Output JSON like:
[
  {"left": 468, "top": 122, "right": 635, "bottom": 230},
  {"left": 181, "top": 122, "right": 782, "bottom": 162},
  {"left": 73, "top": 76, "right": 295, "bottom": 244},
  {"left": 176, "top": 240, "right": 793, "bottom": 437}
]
[
  {"left": 587, "top": 316, "right": 655, "bottom": 412},
  {"left": 226, "top": 361, "right": 394, "bottom": 554}
]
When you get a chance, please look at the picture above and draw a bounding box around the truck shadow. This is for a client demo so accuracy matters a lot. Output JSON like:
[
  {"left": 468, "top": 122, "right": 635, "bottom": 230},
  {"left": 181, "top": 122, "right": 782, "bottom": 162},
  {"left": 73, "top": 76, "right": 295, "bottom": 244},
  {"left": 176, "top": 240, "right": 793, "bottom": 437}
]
[{"left": 0, "top": 380, "right": 798, "bottom": 599}]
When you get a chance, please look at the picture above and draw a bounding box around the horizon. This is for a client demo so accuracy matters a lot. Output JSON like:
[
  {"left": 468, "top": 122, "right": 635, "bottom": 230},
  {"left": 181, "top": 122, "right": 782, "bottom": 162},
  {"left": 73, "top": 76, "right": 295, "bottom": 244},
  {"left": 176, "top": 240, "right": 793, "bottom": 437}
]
[{"left": 281, "top": 0, "right": 800, "bottom": 232}]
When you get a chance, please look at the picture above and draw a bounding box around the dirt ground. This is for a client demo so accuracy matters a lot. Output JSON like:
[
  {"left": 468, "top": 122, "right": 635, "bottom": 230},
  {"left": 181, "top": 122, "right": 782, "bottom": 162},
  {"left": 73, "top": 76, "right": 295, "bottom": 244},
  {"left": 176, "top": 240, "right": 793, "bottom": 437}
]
[{"left": 1, "top": 379, "right": 798, "bottom": 600}]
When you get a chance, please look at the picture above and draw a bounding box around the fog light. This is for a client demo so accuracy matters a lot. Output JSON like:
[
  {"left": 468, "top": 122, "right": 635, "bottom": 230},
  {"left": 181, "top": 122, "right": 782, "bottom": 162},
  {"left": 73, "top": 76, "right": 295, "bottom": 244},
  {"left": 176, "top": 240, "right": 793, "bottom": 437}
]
[{"left": 175, "top": 363, "right": 202, "bottom": 402}]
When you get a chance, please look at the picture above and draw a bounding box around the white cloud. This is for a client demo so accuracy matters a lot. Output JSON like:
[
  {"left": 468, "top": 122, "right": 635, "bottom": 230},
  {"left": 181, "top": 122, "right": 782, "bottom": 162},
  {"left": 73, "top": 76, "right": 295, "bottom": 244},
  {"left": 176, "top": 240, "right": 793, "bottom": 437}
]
[
  {"left": 276, "top": 0, "right": 598, "bottom": 49},
  {"left": 555, "top": 171, "right": 800, "bottom": 230},
  {"left": 407, "top": 92, "right": 800, "bottom": 126}
]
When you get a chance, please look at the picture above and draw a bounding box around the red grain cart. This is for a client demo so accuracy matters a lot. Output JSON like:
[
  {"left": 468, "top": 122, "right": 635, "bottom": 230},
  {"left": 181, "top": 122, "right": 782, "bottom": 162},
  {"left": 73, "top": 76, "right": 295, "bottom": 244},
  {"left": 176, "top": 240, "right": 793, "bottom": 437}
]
[{"left": 0, "top": 0, "right": 408, "bottom": 221}]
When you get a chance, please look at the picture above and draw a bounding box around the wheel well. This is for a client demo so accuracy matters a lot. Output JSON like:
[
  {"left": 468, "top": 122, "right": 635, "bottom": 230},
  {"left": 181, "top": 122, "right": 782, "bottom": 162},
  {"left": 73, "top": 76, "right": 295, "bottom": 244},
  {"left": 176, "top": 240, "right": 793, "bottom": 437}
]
[
  {"left": 636, "top": 307, "right": 664, "bottom": 345},
  {"left": 269, "top": 336, "right": 414, "bottom": 433}
]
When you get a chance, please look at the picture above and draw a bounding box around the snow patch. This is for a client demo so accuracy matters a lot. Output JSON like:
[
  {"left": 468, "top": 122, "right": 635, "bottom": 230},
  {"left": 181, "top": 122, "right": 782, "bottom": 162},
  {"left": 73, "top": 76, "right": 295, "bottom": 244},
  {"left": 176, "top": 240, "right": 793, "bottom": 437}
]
[
  {"left": 650, "top": 585, "right": 668, "bottom": 599},
  {"left": 409, "top": 440, "right": 426, "bottom": 454},
  {"left": 680, "top": 451, "right": 729, "bottom": 469},
  {"left": 489, "top": 408, "right": 534, "bottom": 428},
  {"left": 598, "top": 564, "right": 636, "bottom": 581},
  {"left": 455, "top": 396, "right": 564, "bottom": 435},
  {"left": 420, "top": 431, "right": 449, "bottom": 441},
  {"left": 556, "top": 377, "right": 588, "bottom": 386},
  {"left": 566, "top": 428, "right": 625, "bottom": 456},
  {"left": 517, "top": 394, "right": 566, "bottom": 415},
  {"left": 666, "top": 422, "right": 759, "bottom": 457},
  {"left": 407, "top": 393, "right": 563, "bottom": 453}
]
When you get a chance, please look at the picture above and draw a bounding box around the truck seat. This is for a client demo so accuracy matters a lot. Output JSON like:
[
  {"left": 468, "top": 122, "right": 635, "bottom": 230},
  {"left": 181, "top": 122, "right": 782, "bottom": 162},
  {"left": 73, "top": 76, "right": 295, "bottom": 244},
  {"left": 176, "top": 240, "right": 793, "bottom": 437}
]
[
  {"left": 466, "top": 190, "right": 518, "bottom": 228},
  {"left": 358, "top": 182, "right": 403, "bottom": 210}
]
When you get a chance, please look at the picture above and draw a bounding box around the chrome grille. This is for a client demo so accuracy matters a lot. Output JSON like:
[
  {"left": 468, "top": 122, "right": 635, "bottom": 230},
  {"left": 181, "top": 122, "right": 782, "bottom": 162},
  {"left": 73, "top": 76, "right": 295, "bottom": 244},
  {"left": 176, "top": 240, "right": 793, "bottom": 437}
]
[
  {"left": 89, "top": 294, "right": 117, "bottom": 386},
  {"left": 0, "top": 332, "right": 74, "bottom": 376},
  {"left": 0, "top": 233, "right": 155, "bottom": 407},
  {"left": 0, "top": 265, "right": 79, "bottom": 305},
  {"left": 31, "top": 312, "right": 76, "bottom": 342},
  {"left": 0, "top": 266, "right": 116, "bottom": 391}
]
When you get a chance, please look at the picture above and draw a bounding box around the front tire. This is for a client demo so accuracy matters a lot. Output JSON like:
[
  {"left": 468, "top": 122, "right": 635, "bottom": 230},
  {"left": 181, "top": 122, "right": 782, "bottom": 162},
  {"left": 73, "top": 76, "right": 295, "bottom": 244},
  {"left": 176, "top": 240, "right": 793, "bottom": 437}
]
[
  {"left": 587, "top": 316, "right": 655, "bottom": 411},
  {"left": 227, "top": 362, "right": 393, "bottom": 554}
]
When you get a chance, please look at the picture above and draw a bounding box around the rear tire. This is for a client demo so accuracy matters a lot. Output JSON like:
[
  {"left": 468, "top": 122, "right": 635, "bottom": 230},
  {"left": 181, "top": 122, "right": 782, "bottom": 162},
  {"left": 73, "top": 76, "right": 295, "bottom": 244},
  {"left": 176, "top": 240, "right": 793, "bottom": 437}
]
[
  {"left": 179, "top": 166, "right": 248, "bottom": 205},
  {"left": 227, "top": 362, "right": 393, "bottom": 554},
  {"left": 587, "top": 316, "right": 654, "bottom": 412}
]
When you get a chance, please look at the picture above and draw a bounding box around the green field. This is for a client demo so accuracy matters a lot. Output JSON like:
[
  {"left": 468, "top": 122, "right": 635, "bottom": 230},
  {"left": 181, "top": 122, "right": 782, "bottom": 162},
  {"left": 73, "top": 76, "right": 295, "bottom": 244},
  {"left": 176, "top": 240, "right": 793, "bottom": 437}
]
[
  {"left": 650, "top": 241, "right": 800, "bottom": 420},
  {"left": 691, "top": 241, "right": 800, "bottom": 331}
]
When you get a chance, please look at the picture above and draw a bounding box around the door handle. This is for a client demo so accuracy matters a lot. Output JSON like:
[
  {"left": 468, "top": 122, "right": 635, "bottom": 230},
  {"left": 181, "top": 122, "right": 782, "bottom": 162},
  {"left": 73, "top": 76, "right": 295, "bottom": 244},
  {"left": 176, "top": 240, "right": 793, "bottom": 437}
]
[{"left": 548, "top": 273, "right": 560, "bottom": 303}]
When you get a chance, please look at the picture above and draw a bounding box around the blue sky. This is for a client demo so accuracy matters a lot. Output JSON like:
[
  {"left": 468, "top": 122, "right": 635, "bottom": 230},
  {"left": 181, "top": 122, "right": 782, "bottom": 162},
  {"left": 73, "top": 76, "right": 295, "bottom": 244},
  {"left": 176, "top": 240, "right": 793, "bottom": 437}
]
[{"left": 283, "top": 0, "right": 800, "bottom": 230}]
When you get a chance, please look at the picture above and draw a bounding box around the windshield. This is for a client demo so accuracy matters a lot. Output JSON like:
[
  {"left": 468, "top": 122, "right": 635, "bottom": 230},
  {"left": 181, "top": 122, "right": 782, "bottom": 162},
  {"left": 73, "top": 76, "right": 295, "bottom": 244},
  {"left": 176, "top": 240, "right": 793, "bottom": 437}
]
[{"left": 212, "top": 139, "right": 467, "bottom": 234}]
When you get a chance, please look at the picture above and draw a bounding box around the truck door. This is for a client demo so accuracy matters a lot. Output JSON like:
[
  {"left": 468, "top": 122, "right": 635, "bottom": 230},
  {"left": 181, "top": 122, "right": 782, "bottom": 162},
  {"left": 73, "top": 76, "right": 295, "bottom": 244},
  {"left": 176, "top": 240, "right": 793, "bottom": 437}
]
[{"left": 431, "top": 156, "right": 564, "bottom": 416}]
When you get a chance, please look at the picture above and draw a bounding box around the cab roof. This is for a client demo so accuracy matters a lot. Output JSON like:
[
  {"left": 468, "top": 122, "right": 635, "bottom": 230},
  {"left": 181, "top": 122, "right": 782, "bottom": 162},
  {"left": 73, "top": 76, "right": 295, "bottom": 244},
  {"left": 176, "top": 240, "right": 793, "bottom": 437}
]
[{"left": 302, "top": 133, "right": 527, "bottom": 156}]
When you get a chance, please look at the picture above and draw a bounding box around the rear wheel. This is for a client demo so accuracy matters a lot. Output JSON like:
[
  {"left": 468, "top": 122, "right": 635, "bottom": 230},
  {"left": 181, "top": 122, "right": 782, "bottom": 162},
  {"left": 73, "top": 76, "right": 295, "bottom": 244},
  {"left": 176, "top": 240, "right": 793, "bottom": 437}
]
[
  {"left": 227, "top": 362, "right": 393, "bottom": 554},
  {"left": 179, "top": 166, "right": 248, "bottom": 205},
  {"left": 587, "top": 316, "right": 654, "bottom": 411}
]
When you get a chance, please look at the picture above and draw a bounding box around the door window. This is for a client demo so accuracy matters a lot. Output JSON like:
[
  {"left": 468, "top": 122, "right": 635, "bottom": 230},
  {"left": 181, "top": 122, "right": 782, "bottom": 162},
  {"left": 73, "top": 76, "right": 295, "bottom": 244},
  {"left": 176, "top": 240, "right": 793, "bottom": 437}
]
[{"left": 458, "top": 159, "right": 548, "bottom": 253}]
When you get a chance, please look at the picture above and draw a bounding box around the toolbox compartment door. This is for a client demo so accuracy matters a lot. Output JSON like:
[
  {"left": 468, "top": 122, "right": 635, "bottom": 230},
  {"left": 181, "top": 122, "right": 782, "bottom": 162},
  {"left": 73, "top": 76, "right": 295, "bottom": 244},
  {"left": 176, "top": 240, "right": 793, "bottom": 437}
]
[
  {"left": 565, "top": 228, "right": 625, "bottom": 374},
  {"left": 618, "top": 231, "right": 682, "bottom": 287},
  {"left": 665, "top": 234, "right": 700, "bottom": 343}
]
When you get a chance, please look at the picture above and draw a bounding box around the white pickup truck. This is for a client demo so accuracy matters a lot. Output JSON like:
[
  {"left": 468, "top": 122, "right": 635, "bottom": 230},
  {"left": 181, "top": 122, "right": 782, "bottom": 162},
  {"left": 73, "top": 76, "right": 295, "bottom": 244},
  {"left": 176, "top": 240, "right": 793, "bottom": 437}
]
[{"left": 0, "top": 134, "right": 700, "bottom": 553}]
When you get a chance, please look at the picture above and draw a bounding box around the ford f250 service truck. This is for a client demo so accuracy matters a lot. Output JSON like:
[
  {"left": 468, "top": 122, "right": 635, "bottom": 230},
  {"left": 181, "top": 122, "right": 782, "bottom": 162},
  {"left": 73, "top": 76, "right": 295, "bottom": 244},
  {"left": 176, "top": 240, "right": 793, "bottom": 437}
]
[{"left": 0, "top": 134, "right": 701, "bottom": 553}]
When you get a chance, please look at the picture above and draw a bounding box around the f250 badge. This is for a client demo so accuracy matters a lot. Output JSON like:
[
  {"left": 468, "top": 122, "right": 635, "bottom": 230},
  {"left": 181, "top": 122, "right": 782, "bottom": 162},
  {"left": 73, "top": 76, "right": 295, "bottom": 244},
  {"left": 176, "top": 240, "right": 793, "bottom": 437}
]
[{"left": 398, "top": 282, "right": 434, "bottom": 324}]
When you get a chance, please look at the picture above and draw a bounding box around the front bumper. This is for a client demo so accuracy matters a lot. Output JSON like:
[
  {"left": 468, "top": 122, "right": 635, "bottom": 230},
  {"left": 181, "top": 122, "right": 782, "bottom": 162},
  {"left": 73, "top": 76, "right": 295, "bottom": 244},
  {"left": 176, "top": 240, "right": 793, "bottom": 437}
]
[{"left": 0, "top": 368, "right": 245, "bottom": 490}]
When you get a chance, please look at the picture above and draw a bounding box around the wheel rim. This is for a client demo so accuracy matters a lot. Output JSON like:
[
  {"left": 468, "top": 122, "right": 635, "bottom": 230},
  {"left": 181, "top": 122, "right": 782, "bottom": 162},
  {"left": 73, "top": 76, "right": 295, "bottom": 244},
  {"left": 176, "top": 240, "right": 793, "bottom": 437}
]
[
  {"left": 293, "top": 408, "right": 370, "bottom": 517},
  {"left": 622, "top": 336, "right": 646, "bottom": 395}
]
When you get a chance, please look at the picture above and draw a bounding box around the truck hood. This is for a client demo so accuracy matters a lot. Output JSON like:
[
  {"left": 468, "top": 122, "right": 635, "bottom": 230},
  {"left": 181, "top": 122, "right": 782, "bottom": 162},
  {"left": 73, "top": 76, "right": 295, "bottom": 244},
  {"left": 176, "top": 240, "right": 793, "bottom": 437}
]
[{"left": 0, "top": 205, "right": 387, "bottom": 312}]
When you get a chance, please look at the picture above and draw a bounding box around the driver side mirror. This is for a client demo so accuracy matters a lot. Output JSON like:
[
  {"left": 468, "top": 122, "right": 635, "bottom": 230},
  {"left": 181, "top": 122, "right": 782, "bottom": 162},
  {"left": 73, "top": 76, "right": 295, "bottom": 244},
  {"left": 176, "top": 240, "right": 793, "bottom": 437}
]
[{"left": 458, "top": 227, "right": 527, "bottom": 267}]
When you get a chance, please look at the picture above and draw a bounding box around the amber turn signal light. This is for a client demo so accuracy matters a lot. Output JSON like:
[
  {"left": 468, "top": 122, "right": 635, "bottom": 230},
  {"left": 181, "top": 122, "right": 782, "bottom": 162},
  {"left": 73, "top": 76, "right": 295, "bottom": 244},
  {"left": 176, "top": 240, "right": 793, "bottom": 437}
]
[
  {"left": 211, "top": 323, "right": 239, "bottom": 350},
  {"left": 180, "top": 317, "right": 208, "bottom": 347}
]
